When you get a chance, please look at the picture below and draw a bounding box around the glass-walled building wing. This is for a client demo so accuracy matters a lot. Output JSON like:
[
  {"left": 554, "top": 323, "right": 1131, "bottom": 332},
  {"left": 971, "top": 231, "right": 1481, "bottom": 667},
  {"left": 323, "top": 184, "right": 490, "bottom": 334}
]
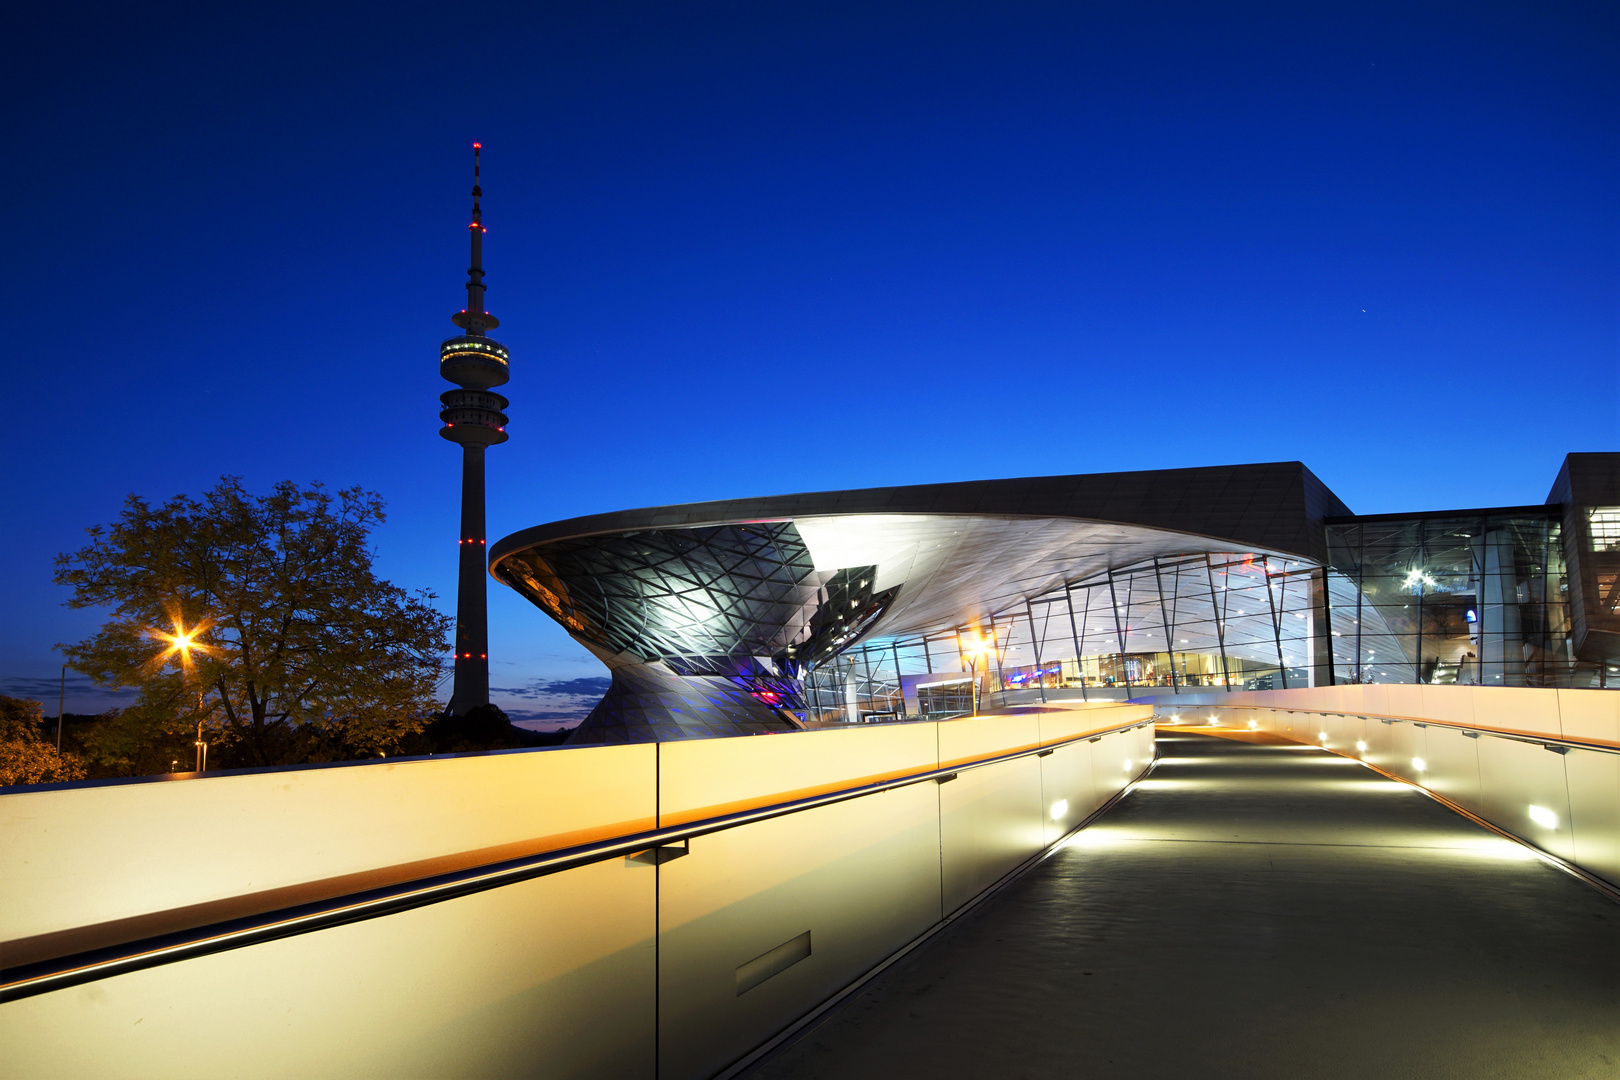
[
  {"left": 811, "top": 505, "right": 1600, "bottom": 726},
  {"left": 806, "top": 551, "right": 1334, "bottom": 724},
  {"left": 1323, "top": 508, "right": 1581, "bottom": 688}
]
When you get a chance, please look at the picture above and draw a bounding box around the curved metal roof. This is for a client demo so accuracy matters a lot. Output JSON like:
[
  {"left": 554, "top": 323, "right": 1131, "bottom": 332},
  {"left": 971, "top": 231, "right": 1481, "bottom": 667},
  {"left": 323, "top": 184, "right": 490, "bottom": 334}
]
[
  {"left": 486, "top": 463, "right": 1352, "bottom": 741},
  {"left": 490, "top": 461, "right": 1350, "bottom": 568},
  {"left": 488, "top": 461, "right": 1348, "bottom": 661}
]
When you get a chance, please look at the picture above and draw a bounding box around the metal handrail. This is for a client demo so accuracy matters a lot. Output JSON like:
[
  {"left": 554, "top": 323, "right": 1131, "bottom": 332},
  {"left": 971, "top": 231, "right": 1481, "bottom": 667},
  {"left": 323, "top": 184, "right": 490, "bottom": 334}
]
[
  {"left": 0, "top": 717, "right": 1152, "bottom": 1003},
  {"left": 1169, "top": 704, "right": 1620, "bottom": 756}
]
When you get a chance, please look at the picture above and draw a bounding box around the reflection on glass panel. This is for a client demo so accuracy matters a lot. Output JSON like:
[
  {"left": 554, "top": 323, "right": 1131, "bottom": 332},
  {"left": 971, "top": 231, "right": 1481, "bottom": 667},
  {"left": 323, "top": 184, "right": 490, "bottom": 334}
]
[
  {"left": 1325, "top": 513, "right": 1580, "bottom": 687},
  {"left": 795, "top": 511, "right": 1598, "bottom": 725},
  {"left": 811, "top": 550, "right": 1343, "bottom": 721},
  {"left": 1590, "top": 508, "right": 1620, "bottom": 552}
]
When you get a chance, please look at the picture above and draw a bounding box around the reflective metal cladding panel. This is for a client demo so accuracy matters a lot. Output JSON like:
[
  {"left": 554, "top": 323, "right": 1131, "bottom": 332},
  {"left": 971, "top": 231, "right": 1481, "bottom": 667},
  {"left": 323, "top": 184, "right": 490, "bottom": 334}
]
[
  {"left": 492, "top": 521, "right": 895, "bottom": 676},
  {"left": 492, "top": 522, "right": 901, "bottom": 741}
]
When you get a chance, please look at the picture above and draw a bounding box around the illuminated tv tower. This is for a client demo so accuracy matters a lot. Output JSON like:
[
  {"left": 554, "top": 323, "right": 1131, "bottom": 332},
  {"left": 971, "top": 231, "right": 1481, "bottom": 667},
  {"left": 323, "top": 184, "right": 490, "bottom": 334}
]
[{"left": 438, "top": 143, "right": 510, "bottom": 717}]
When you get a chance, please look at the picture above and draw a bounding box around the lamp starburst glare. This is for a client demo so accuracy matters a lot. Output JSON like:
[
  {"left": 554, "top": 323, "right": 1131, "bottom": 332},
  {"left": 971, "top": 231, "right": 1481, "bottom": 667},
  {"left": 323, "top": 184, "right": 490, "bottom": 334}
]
[{"left": 150, "top": 617, "right": 211, "bottom": 671}]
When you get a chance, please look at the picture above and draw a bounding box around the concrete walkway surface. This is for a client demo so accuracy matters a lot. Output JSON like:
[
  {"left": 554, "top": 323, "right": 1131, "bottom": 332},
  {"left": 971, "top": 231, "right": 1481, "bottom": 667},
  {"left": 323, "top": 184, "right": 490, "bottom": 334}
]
[{"left": 749, "top": 730, "right": 1620, "bottom": 1080}]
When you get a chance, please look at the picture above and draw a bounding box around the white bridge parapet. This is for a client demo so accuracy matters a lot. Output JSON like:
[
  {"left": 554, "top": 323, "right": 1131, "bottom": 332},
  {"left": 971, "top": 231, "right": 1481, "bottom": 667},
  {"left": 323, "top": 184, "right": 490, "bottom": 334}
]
[
  {"left": 1148, "top": 685, "right": 1620, "bottom": 896},
  {"left": 1, "top": 703, "right": 1153, "bottom": 1080}
]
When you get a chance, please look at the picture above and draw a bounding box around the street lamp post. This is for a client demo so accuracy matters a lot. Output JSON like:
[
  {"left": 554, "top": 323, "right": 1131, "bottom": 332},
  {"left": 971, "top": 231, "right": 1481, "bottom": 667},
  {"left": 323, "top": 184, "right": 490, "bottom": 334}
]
[
  {"left": 960, "top": 631, "right": 996, "bottom": 715},
  {"left": 152, "top": 618, "right": 209, "bottom": 775},
  {"left": 57, "top": 663, "right": 66, "bottom": 753},
  {"left": 193, "top": 689, "right": 210, "bottom": 773}
]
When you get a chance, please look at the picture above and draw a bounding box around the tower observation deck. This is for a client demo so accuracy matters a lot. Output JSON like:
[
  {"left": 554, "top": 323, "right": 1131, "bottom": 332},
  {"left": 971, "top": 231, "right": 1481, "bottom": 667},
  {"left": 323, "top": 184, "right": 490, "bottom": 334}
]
[{"left": 439, "top": 143, "right": 509, "bottom": 717}]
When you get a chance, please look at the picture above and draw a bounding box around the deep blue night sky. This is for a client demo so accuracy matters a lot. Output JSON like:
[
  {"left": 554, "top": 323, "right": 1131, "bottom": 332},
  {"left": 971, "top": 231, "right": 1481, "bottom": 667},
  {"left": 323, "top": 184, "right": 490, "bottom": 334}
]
[{"left": 2, "top": 2, "right": 1614, "bottom": 725}]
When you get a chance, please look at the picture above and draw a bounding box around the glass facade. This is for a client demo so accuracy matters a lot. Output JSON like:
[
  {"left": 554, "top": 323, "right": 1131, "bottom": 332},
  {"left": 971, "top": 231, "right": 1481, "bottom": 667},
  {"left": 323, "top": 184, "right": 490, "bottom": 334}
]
[
  {"left": 806, "top": 509, "right": 1603, "bottom": 725},
  {"left": 1590, "top": 507, "right": 1620, "bottom": 552},
  {"left": 805, "top": 551, "right": 1330, "bottom": 723},
  {"left": 1323, "top": 509, "right": 1588, "bottom": 688}
]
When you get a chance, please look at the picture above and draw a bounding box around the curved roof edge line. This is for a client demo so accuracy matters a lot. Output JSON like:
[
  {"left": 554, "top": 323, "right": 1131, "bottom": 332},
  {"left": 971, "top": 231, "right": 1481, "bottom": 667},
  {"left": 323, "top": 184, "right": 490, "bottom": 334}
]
[
  {"left": 488, "top": 512, "right": 1318, "bottom": 592},
  {"left": 488, "top": 460, "right": 1349, "bottom": 570}
]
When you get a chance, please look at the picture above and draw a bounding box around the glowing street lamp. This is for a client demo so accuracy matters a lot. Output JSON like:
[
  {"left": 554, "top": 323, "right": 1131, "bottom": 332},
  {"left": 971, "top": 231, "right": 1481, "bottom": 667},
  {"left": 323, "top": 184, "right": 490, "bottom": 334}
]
[
  {"left": 149, "top": 618, "right": 212, "bottom": 772},
  {"left": 152, "top": 619, "right": 205, "bottom": 667}
]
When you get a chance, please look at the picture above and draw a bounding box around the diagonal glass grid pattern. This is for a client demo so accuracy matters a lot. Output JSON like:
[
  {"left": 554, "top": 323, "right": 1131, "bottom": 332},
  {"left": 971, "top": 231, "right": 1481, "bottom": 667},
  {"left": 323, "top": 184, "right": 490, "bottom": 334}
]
[{"left": 493, "top": 522, "right": 899, "bottom": 740}]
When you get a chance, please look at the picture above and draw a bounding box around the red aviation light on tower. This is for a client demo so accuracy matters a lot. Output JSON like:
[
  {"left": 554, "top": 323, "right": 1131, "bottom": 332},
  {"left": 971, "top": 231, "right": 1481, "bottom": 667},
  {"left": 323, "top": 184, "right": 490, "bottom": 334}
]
[
  {"left": 439, "top": 140, "right": 512, "bottom": 718},
  {"left": 443, "top": 141, "right": 506, "bottom": 385},
  {"left": 469, "top": 144, "right": 487, "bottom": 233}
]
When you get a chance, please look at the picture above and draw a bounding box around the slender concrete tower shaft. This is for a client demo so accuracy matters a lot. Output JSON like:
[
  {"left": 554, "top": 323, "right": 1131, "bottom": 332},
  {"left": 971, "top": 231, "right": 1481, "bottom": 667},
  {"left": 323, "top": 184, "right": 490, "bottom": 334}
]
[{"left": 439, "top": 143, "right": 511, "bottom": 717}]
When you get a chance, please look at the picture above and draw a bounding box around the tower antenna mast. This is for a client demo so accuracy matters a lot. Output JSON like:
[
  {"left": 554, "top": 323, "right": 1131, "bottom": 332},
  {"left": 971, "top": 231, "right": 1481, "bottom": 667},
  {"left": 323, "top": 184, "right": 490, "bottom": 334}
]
[{"left": 437, "top": 142, "right": 511, "bottom": 717}]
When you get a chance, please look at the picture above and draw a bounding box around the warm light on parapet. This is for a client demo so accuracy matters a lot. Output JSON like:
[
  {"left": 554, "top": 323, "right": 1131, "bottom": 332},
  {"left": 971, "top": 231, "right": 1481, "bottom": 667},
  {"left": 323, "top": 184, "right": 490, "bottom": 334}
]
[{"left": 1527, "top": 805, "right": 1558, "bottom": 829}]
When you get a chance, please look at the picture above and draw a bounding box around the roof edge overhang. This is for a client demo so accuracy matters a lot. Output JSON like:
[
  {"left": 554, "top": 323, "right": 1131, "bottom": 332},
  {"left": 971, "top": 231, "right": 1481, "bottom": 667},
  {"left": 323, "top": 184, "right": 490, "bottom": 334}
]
[
  {"left": 488, "top": 511, "right": 1318, "bottom": 590},
  {"left": 490, "top": 461, "right": 1344, "bottom": 570},
  {"left": 1323, "top": 504, "right": 1558, "bottom": 525}
]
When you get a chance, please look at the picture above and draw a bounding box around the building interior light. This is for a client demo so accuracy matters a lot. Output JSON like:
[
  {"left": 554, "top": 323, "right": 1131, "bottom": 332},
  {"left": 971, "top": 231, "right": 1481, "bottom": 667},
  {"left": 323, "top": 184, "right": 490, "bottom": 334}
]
[
  {"left": 1527, "top": 805, "right": 1558, "bottom": 829},
  {"left": 1403, "top": 568, "right": 1438, "bottom": 592},
  {"left": 1356, "top": 741, "right": 1367, "bottom": 752},
  {"left": 1122, "top": 759, "right": 1132, "bottom": 772},
  {"left": 1050, "top": 799, "right": 1068, "bottom": 821},
  {"left": 1412, "top": 757, "right": 1426, "bottom": 771},
  {"left": 1248, "top": 720, "right": 1259, "bottom": 730}
]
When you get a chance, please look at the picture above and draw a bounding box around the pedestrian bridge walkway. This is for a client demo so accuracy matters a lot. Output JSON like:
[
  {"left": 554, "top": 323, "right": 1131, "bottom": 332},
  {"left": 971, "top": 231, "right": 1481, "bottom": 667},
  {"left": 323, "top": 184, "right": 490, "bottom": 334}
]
[
  {"left": 2, "top": 686, "right": 1618, "bottom": 1079},
  {"left": 751, "top": 729, "right": 1620, "bottom": 1080}
]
